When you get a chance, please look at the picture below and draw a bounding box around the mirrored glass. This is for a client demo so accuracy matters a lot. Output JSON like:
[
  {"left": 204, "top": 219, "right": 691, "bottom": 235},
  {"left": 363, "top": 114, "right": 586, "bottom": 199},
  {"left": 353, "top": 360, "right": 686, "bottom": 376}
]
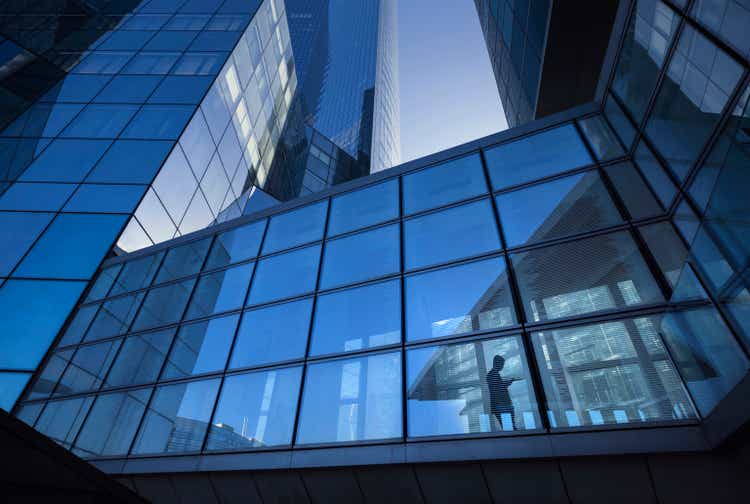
[
  {"left": 110, "top": 252, "right": 164, "bottom": 296},
  {"left": 55, "top": 339, "right": 121, "bottom": 396},
  {"left": 247, "top": 245, "right": 320, "bottom": 305},
  {"left": 131, "top": 278, "right": 196, "bottom": 331},
  {"left": 155, "top": 238, "right": 211, "bottom": 284},
  {"left": 205, "top": 219, "right": 266, "bottom": 269},
  {"left": 403, "top": 154, "right": 486, "bottom": 215},
  {"left": 85, "top": 264, "right": 122, "bottom": 302},
  {"left": 328, "top": 180, "right": 399, "bottom": 236},
  {"left": 162, "top": 314, "right": 238, "bottom": 379},
  {"left": 105, "top": 329, "right": 175, "bottom": 387},
  {"left": 578, "top": 115, "right": 625, "bottom": 161},
  {"left": 186, "top": 263, "right": 253, "bottom": 318},
  {"left": 205, "top": 366, "right": 302, "bottom": 451},
  {"left": 34, "top": 396, "right": 94, "bottom": 449},
  {"left": 604, "top": 161, "right": 663, "bottom": 219},
  {"left": 296, "top": 352, "right": 402, "bottom": 444},
  {"left": 84, "top": 292, "right": 144, "bottom": 342},
  {"left": 261, "top": 200, "right": 327, "bottom": 254},
  {"left": 27, "top": 349, "right": 74, "bottom": 400}
]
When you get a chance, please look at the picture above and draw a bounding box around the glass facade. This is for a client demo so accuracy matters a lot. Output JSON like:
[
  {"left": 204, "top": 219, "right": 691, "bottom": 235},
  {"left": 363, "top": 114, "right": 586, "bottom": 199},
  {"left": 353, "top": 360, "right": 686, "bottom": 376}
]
[{"left": 4, "top": 0, "right": 750, "bottom": 479}]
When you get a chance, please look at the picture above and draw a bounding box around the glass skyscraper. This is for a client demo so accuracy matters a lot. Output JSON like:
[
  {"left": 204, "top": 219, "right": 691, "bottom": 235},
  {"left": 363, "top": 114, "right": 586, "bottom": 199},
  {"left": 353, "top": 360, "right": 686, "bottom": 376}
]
[{"left": 4, "top": 0, "right": 750, "bottom": 502}]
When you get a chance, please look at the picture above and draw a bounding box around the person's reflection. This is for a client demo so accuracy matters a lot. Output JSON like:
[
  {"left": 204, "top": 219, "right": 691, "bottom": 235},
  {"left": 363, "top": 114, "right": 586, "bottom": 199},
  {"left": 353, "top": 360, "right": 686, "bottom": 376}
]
[{"left": 486, "top": 355, "right": 517, "bottom": 430}]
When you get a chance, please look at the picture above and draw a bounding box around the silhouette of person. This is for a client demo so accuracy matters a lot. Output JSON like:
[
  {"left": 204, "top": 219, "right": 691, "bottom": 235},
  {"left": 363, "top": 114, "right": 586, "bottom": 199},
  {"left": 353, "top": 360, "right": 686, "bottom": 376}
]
[{"left": 486, "top": 355, "right": 517, "bottom": 430}]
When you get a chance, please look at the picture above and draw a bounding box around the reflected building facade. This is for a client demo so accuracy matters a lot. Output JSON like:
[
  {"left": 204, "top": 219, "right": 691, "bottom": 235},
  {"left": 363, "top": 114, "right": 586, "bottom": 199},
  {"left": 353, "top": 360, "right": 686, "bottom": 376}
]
[{"left": 5, "top": 0, "right": 750, "bottom": 501}]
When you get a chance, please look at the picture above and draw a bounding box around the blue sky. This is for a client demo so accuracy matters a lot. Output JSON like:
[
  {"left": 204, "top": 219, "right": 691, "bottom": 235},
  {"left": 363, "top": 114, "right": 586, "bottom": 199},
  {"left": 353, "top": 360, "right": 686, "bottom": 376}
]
[{"left": 398, "top": 0, "right": 507, "bottom": 163}]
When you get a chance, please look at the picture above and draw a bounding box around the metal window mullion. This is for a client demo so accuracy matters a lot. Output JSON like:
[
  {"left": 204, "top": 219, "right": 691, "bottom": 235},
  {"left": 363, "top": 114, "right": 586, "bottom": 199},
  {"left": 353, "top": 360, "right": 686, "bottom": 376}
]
[{"left": 398, "top": 175, "right": 408, "bottom": 441}]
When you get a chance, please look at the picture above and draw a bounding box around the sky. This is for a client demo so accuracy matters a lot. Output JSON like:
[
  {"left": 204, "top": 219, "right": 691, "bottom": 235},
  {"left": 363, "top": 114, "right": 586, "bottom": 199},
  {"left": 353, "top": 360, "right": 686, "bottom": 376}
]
[{"left": 398, "top": 0, "right": 507, "bottom": 163}]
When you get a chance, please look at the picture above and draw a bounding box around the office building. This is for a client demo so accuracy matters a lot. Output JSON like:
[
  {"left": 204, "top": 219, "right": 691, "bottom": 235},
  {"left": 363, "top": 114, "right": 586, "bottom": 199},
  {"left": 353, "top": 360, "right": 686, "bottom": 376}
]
[{"left": 4, "top": 0, "right": 750, "bottom": 502}]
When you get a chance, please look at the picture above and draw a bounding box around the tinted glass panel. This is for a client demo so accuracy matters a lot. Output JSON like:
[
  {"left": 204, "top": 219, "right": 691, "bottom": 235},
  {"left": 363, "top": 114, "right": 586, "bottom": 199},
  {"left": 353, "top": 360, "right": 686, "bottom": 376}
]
[
  {"left": 406, "top": 257, "right": 516, "bottom": 342},
  {"left": 402, "top": 154, "right": 486, "bottom": 215},
  {"left": 155, "top": 238, "right": 211, "bottom": 283},
  {"left": 311, "top": 280, "right": 401, "bottom": 357},
  {"left": 604, "top": 161, "right": 663, "bottom": 219},
  {"left": 328, "top": 180, "right": 399, "bottom": 236},
  {"left": 261, "top": 201, "right": 327, "bottom": 254},
  {"left": 27, "top": 349, "right": 73, "bottom": 400},
  {"left": 512, "top": 231, "right": 663, "bottom": 322},
  {"left": 131, "top": 278, "right": 196, "bottom": 331},
  {"left": 485, "top": 125, "right": 591, "bottom": 190},
  {"left": 405, "top": 199, "right": 501, "bottom": 269},
  {"left": 639, "top": 222, "right": 688, "bottom": 289},
  {"left": 105, "top": 329, "right": 175, "bottom": 388},
  {"left": 230, "top": 298, "right": 312, "bottom": 368},
  {"left": 408, "top": 335, "right": 540, "bottom": 436},
  {"left": 247, "top": 245, "right": 320, "bottom": 305},
  {"left": 296, "top": 352, "right": 402, "bottom": 444},
  {"left": 533, "top": 316, "right": 696, "bottom": 428},
  {"left": 578, "top": 115, "right": 625, "bottom": 161},
  {"left": 496, "top": 171, "right": 622, "bottom": 248},
  {"left": 59, "top": 305, "right": 98, "bottom": 347},
  {"left": 73, "top": 389, "right": 150, "bottom": 458},
  {"left": 205, "top": 367, "right": 302, "bottom": 451},
  {"left": 34, "top": 396, "right": 94, "bottom": 449},
  {"left": 205, "top": 219, "right": 266, "bottom": 269},
  {"left": 85, "top": 264, "right": 122, "bottom": 302},
  {"left": 132, "top": 378, "right": 220, "bottom": 454},
  {"left": 162, "top": 314, "right": 238, "bottom": 379},
  {"left": 634, "top": 140, "right": 678, "bottom": 208},
  {"left": 320, "top": 224, "right": 400, "bottom": 290},
  {"left": 84, "top": 293, "right": 144, "bottom": 342},
  {"left": 109, "top": 252, "right": 164, "bottom": 296},
  {"left": 186, "top": 263, "right": 253, "bottom": 318},
  {"left": 55, "top": 340, "right": 121, "bottom": 396}
]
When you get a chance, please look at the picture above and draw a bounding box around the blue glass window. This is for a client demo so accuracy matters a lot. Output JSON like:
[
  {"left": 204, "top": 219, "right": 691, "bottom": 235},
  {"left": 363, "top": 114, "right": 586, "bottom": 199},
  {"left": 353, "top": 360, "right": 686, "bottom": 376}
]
[
  {"left": 405, "top": 199, "right": 501, "bottom": 269},
  {"left": 59, "top": 305, "right": 99, "bottom": 347},
  {"left": 73, "top": 388, "right": 151, "bottom": 458},
  {"left": 578, "top": 115, "right": 625, "bottom": 162},
  {"left": 0, "top": 372, "right": 31, "bottom": 411},
  {"left": 84, "top": 292, "right": 144, "bottom": 342},
  {"left": 605, "top": 94, "right": 637, "bottom": 149},
  {"left": 162, "top": 314, "right": 238, "bottom": 379},
  {"left": 61, "top": 104, "right": 139, "bottom": 139},
  {"left": 296, "top": 352, "right": 402, "bottom": 445},
  {"left": 403, "top": 154, "right": 486, "bottom": 215},
  {"left": 15, "top": 213, "right": 126, "bottom": 279},
  {"left": 406, "top": 257, "right": 517, "bottom": 342},
  {"left": 328, "top": 180, "right": 399, "bottom": 236},
  {"left": 131, "top": 278, "right": 196, "bottom": 331},
  {"left": 122, "top": 52, "right": 180, "bottom": 75},
  {"left": 110, "top": 252, "right": 164, "bottom": 296},
  {"left": 186, "top": 263, "right": 253, "bottom": 318},
  {"left": 121, "top": 105, "right": 194, "bottom": 140},
  {"left": 97, "top": 30, "right": 154, "bottom": 51},
  {"left": 512, "top": 231, "right": 663, "bottom": 322},
  {"left": 262, "top": 200, "right": 328, "bottom": 254},
  {"left": 205, "top": 366, "right": 302, "bottom": 451},
  {"left": 155, "top": 238, "right": 211, "bottom": 283},
  {"left": 94, "top": 75, "right": 162, "bottom": 103},
  {"left": 485, "top": 125, "right": 592, "bottom": 190},
  {"left": 604, "top": 162, "right": 663, "bottom": 219},
  {"left": 230, "top": 298, "right": 312, "bottom": 369},
  {"left": 172, "top": 52, "right": 227, "bottom": 75},
  {"left": 247, "top": 245, "right": 321, "bottom": 305},
  {"left": 0, "top": 183, "right": 76, "bottom": 212},
  {"left": 167, "top": 15, "right": 210, "bottom": 30},
  {"left": 495, "top": 171, "right": 622, "bottom": 247},
  {"left": 20, "top": 139, "right": 111, "bottom": 182},
  {"left": 149, "top": 75, "right": 213, "bottom": 104},
  {"left": 85, "top": 264, "right": 122, "bottom": 302},
  {"left": 320, "top": 224, "right": 399, "bottom": 290},
  {"left": 311, "top": 280, "right": 401, "bottom": 357},
  {"left": 205, "top": 219, "right": 266, "bottom": 269},
  {"left": 144, "top": 30, "right": 197, "bottom": 51},
  {"left": 131, "top": 378, "right": 220, "bottom": 454},
  {"left": 408, "top": 335, "right": 540, "bottom": 436},
  {"left": 0, "top": 211, "right": 53, "bottom": 276},
  {"left": 55, "top": 340, "right": 121, "bottom": 396},
  {"left": 105, "top": 329, "right": 175, "bottom": 387},
  {"left": 86, "top": 140, "right": 173, "bottom": 184},
  {"left": 34, "top": 396, "right": 94, "bottom": 449},
  {"left": 533, "top": 316, "right": 696, "bottom": 428},
  {"left": 75, "top": 52, "right": 133, "bottom": 74},
  {"left": 28, "top": 349, "right": 74, "bottom": 400},
  {"left": 42, "top": 75, "right": 111, "bottom": 103},
  {"left": 64, "top": 184, "right": 146, "bottom": 214},
  {"left": 634, "top": 141, "right": 677, "bottom": 208}
]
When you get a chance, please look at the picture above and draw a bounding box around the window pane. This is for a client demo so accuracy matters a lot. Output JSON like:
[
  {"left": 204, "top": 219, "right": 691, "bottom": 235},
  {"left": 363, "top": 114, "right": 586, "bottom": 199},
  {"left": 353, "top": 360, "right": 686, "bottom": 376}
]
[
  {"left": 645, "top": 25, "right": 743, "bottom": 181},
  {"left": 403, "top": 154, "right": 486, "bottom": 215},
  {"left": 605, "top": 94, "right": 637, "bottom": 149},
  {"left": 639, "top": 222, "right": 688, "bottom": 289},
  {"left": 132, "top": 378, "right": 220, "bottom": 454},
  {"left": 64, "top": 184, "right": 145, "bottom": 214},
  {"left": 86, "top": 140, "right": 172, "bottom": 184},
  {"left": 311, "top": 280, "right": 401, "bottom": 356},
  {"left": 205, "top": 366, "right": 302, "bottom": 451},
  {"left": 230, "top": 298, "right": 312, "bottom": 368},
  {"left": 604, "top": 161, "right": 663, "bottom": 219},
  {"left": 162, "top": 314, "right": 238, "bottom": 379},
  {"left": 660, "top": 307, "right": 749, "bottom": 415},
  {"left": 247, "top": 245, "right": 320, "bottom": 305},
  {"left": 35, "top": 396, "right": 94, "bottom": 448},
  {"left": 19, "top": 139, "right": 110, "bottom": 182},
  {"left": 533, "top": 316, "right": 696, "bottom": 428},
  {"left": 407, "top": 335, "right": 540, "bottom": 436},
  {"left": 320, "top": 224, "right": 399, "bottom": 290},
  {"left": 328, "top": 180, "right": 399, "bottom": 236},
  {"left": 61, "top": 103, "right": 138, "bottom": 138},
  {"left": 55, "top": 339, "right": 121, "bottom": 396},
  {"left": 110, "top": 252, "right": 164, "bottom": 296},
  {"left": 296, "top": 352, "right": 402, "bottom": 444},
  {"left": 261, "top": 200, "right": 327, "bottom": 254},
  {"left": 186, "top": 263, "right": 253, "bottom": 318},
  {"left": 612, "top": 0, "right": 680, "bottom": 122},
  {"left": 121, "top": 105, "right": 194, "bottom": 140},
  {"left": 73, "top": 388, "right": 150, "bottom": 458},
  {"left": 0, "top": 372, "right": 31, "bottom": 411},
  {"left": 0, "top": 211, "right": 53, "bottom": 276},
  {"left": 59, "top": 304, "right": 99, "bottom": 347},
  {"left": 578, "top": 115, "right": 625, "bottom": 162},
  {"left": 155, "top": 238, "right": 212, "bottom": 283},
  {"left": 496, "top": 171, "right": 622, "bottom": 248},
  {"left": 512, "top": 231, "right": 664, "bottom": 322},
  {"left": 105, "top": 329, "right": 175, "bottom": 388},
  {"left": 27, "top": 349, "right": 73, "bottom": 400},
  {"left": 85, "top": 264, "right": 122, "bottom": 302},
  {"left": 485, "top": 125, "right": 591, "bottom": 190},
  {"left": 406, "top": 257, "right": 516, "bottom": 342},
  {"left": 405, "top": 199, "right": 500, "bottom": 269},
  {"left": 205, "top": 219, "right": 266, "bottom": 269},
  {"left": 131, "top": 278, "right": 196, "bottom": 331},
  {"left": 634, "top": 140, "right": 677, "bottom": 208},
  {"left": 84, "top": 292, "right": 144, "bottom": 342}
]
